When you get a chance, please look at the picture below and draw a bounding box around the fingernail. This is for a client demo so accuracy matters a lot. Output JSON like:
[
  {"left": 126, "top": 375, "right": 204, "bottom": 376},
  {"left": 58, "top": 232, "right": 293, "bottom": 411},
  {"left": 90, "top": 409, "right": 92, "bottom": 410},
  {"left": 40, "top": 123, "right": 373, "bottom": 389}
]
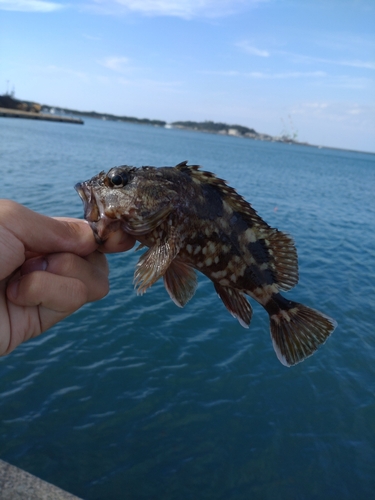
[{"left": 21, "top": 256, "right": 48, "bottom": 275}]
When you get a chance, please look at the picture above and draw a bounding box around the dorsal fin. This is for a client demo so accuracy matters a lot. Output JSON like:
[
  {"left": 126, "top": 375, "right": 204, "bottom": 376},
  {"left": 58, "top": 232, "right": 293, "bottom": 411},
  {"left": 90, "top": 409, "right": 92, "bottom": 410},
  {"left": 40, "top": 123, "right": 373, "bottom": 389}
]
[
  {"left": 264, "top": 229, "right": 299, "bottom": 291},
  {"left": 176, "top": 164, "right": 269, "bottom": 228},
  {"left": 174, "top": 160, "right": 189, "bottom": 168},
  {"left": 174, "top": 160, "right": 200, "bottom": 172},
  {"left": 174, "top": 163, "right": 299, "bottom": 290}
]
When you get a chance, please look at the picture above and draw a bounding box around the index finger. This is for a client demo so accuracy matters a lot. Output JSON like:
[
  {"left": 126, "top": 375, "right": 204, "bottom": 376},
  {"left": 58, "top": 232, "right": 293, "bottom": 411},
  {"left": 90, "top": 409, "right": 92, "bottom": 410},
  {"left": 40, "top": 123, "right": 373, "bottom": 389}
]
[
  {"left": 55, "top": 217, "right": 136, "bottom": 254},
  {"left": 1, "top": 201, "right": 98, "bottom": 257},
  {"left": 98, "top": 228, "right": 136, "bottom": 254}
]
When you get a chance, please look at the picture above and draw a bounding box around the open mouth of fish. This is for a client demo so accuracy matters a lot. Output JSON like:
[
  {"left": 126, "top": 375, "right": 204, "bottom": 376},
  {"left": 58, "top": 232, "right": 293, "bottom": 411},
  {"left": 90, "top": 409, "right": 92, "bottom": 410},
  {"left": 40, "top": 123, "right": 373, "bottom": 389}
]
[{"left": 75, "top": 182, "right": 122, "bottom": 244}]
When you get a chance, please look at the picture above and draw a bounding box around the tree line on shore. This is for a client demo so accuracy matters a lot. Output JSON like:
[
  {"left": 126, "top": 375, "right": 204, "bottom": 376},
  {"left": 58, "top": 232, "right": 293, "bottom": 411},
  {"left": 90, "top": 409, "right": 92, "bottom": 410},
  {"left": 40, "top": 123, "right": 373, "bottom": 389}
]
[{"left": 0, "top": 93, "right": 302, "bottom": 144}]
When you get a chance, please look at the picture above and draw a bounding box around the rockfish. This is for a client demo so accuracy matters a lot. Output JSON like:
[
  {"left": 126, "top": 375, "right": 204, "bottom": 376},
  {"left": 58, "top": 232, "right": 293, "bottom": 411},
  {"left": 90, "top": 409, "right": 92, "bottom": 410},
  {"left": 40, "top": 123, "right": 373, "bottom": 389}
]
[{"left": 75, "top": 161, "right": 336, "bottom": 366}]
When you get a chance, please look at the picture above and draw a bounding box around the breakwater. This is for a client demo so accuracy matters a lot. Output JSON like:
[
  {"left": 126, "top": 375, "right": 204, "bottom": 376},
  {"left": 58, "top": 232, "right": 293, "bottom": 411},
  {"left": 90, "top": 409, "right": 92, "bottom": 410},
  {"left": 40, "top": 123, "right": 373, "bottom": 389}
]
[{"left": 0, "top": 107, "right": 83, "bottom": 124}]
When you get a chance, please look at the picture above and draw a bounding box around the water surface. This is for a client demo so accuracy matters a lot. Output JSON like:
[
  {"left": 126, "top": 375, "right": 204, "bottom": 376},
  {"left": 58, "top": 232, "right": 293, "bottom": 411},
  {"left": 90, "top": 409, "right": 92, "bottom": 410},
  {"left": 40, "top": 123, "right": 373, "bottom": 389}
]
[{"left": 0, "top": 117, "right": 374, "bottom": 499}]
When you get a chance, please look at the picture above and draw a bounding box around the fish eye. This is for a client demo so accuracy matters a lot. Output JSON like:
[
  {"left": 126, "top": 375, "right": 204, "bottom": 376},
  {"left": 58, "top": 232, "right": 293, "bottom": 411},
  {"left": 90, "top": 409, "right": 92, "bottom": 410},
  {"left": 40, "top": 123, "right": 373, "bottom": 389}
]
[
  {"left": 111, "top": 174, "right": 123, "bottom": 186},
  {"left": 108, "top": 170, "right": 128, "bottom": 188}
]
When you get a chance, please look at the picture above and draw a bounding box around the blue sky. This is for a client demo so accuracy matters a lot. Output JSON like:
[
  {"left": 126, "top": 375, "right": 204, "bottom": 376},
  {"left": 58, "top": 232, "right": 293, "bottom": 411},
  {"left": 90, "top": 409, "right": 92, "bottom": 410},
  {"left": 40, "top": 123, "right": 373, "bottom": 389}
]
[{"left": 1, "top": 0, "right": 374, "bottom": 152}]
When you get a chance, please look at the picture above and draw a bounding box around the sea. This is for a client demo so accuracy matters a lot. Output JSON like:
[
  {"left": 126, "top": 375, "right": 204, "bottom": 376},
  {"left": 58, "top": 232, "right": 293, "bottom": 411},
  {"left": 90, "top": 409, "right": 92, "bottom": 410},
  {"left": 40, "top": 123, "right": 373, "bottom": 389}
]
[{"left": 0, "top": 116, "right": 374, "bottom": 500}]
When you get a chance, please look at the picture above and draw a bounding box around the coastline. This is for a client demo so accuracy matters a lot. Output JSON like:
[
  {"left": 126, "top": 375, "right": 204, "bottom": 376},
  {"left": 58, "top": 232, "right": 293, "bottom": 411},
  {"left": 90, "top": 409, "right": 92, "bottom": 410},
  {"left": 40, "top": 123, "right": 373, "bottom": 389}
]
[
  {"left": 42, "top": 104, "right": 305, "bottom": 146},
  {"left": 43, "top": 105, "right": 374, "bottom": 154},
  {"left": 1, "top": 94, "right": 373, "bottom": 154},
  {"left": 0, "top": 107, "right": 83, "bottom": 124}
]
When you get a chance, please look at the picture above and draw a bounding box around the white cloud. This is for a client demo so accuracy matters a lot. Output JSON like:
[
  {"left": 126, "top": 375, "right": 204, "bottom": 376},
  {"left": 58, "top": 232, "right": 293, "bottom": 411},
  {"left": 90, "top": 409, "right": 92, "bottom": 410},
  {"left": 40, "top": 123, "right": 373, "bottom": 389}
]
[
  {"left": 202, "top": 68, "right": 373, "bottom": 90},
  {"left": 0, "top": 0, "right": 63, "bottom": 11},
  {"left": 246, "top": 71, "right": 326, "bottom": 79},
  {"left": 90, "top": 0, "right": 265, "bottom": 19},
  {"left": 313, "top": 32, "right": 375, "bottom": 56},
  {"left": 200, "top": 69, "right": 326, "bottom": 79},
  {"left": 313, "top": 75, "right": 373, "bottom": 90},
  {"left": 291, "top": 101, "right": 375, "bottom": 125},
  {"left": 117, "top": 77, "right": 182, "bottom": 91},
  {"left": 100, "top": 56, "right": 131, "bottom": 72},
  {"left": 199, "top": 70, "right": 240, "bottom": 77},
  {"left": 338, "top": 60, "right": 375, "bottom": 70},
  {"left": 278, "top": 51, "right": 375, "bottom": 70},
  {"left": 298, "top": 102, "right": 329, "bottom": 110},
  {"left": 236, "top": 40, "right": 270, "bottom": 57}
]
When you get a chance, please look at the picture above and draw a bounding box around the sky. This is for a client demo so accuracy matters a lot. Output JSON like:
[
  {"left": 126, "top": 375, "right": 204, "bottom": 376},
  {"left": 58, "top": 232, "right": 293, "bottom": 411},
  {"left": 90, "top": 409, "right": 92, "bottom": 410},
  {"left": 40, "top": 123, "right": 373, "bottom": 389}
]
[{"left": 1, "top": 0, "right": 374, "bottom": 152}]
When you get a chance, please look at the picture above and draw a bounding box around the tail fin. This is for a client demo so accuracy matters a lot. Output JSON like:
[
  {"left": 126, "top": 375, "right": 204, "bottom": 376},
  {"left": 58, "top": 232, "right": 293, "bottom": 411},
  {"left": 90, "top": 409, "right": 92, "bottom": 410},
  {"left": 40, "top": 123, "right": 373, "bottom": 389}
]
[{"left": 267, "top": 296, "right": 337, "bottom": 367}]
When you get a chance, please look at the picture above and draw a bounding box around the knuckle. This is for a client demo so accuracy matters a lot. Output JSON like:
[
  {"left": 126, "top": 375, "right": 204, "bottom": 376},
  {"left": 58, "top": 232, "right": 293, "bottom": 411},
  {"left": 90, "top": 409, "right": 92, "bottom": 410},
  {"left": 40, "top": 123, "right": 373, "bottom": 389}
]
[
  {"left": 89, "top": 274, "right": 109, "bottom": 302},
  {"left": 97, "top": 278, "right": 110, "bottom": 300},
  {"left": 67, "top": 279, "right": 89, "bottom": 310},
  {"left": 86, "top": 251, "right": 109, "bottom": 274},
  {"left": 21, "top": 272, "right": 44, "bottom": 299},
  {"left": 50, "top": 252, "right": 77, "bottom": 275},
  {"left": 0, "top": 200, "right": 21, "bottom": 220}
]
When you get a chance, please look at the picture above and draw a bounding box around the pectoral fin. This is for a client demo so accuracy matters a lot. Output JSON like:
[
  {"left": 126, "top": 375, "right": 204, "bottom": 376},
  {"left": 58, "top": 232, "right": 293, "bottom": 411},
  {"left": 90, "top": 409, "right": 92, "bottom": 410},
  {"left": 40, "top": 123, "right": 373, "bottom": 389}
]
[
  {"left": 214, "top": 283, "right": 253, "bottom": 328},
  {"left": 134, "top": 227, "right": 180, "bottom": 295},
  {"left": 126, "top": 205, "right": 173, "bottom": 236},
  {"left": 164, "top": 258, "right": 197, "bottom": 307}
]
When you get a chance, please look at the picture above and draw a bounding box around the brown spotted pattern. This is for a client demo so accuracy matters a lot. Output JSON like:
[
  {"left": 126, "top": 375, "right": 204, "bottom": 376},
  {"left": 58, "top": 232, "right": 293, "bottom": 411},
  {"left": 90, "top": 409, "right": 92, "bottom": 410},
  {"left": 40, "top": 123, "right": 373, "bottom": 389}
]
[{"left": 75, "top": 161, "right": 336, "bottom": 367}]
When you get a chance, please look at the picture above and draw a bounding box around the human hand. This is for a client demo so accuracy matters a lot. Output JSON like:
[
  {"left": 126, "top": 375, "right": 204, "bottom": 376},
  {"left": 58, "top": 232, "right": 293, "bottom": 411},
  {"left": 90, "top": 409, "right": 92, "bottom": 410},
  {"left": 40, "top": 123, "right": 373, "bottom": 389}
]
[{"left": 0, "top": 200, "right": 135, "bottom": 355}]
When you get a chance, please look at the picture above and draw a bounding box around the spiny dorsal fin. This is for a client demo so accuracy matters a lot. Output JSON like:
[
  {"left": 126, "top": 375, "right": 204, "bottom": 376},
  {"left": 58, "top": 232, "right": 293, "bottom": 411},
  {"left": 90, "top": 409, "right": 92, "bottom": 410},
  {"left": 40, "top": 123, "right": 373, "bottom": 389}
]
[
  {"left": 175, "top": 163, "right": 267, "bottom": 228},
  {"left": 174, "top": 160, "right": 189, "bottom": 168},
  {"left": 174, "top": 163, "right": 299, "bottom": 290},
  {"left": 192, "top": 170, "right": 299, "bottom": 290}
]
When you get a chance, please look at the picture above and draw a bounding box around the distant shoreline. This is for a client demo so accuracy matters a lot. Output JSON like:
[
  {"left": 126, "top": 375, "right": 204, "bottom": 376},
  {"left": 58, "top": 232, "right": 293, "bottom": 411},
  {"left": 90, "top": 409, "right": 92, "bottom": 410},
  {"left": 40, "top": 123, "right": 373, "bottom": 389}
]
[
  {"left": 0, "top": 107, "right": 83, "bottom": 124},
  {"left": 43, "top": 104, "right": 308, "bottom": 147},
  {"left": 1, "top": 94, "right": 373, "bottom": 155},
  {"left": 38, "top": 105, "right": 375, "bottom": 155},
  {"left": 42, "top": 104, "right": 167, "bottom": 128}
]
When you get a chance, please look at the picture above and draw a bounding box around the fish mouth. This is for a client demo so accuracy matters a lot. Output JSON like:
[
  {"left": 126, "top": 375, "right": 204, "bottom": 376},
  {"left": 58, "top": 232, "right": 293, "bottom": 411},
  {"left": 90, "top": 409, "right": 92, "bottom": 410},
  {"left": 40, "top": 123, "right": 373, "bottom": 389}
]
[
  {"left": 75, "top": 182, "right": 101, "bottom": 223},
  {"left": 74, "top": 182, "right": 88, "bottom": 203},
  {"left": 75, "top": 181, "right": 102, "bottom": 243},
  {"left": 75, "top": 182, "right": 121, "bottom": 244}
]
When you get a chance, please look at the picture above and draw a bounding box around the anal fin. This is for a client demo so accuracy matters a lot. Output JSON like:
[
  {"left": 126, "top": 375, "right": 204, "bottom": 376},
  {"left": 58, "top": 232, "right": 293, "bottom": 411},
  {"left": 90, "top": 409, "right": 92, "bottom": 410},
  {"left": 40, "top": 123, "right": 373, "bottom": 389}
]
[
  {"left": 163, "top": 258, "right": 197, "bottom": 307},
  {"left": 214, "top": 283, "right": 253, "bottom": 328}
]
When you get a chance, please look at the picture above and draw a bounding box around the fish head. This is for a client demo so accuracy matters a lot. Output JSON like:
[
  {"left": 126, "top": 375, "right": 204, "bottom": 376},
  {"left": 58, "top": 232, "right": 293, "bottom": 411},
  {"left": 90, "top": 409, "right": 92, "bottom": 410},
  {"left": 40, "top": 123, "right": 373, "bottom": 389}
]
[{"left": 75, "top": 166, "right": 177, "bottom": 243}]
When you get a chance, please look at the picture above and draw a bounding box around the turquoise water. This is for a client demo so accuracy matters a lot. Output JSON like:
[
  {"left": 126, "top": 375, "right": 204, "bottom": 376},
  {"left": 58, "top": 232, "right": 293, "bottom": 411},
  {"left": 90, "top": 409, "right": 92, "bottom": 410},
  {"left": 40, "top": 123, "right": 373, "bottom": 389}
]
[{"left": 0, "top": 117, "right": 374, "bottom": 499}]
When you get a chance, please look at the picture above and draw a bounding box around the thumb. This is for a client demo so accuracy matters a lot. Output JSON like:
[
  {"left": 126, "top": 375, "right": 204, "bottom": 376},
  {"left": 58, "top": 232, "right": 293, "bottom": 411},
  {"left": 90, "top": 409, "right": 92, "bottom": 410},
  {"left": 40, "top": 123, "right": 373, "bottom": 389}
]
[{"left": 1, "top": 201, "right": 98, "bottom": 257}]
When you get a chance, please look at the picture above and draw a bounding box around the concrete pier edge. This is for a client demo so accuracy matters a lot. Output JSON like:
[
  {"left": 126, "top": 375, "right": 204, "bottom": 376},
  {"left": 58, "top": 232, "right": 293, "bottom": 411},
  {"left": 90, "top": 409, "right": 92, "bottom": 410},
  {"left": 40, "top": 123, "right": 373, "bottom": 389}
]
[
  {"left": 0, "top": 459, "right": 82, "bottom": 499},
  {"left": 0, "top": 107, "right": 84, "bottom": 124}
]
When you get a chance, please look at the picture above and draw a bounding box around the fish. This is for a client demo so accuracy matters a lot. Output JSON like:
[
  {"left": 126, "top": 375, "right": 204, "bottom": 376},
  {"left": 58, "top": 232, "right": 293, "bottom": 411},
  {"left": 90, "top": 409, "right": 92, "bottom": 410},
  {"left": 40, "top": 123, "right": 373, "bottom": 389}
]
[{"left": 75, "top": 161, "right": 336, "bottom": 367}]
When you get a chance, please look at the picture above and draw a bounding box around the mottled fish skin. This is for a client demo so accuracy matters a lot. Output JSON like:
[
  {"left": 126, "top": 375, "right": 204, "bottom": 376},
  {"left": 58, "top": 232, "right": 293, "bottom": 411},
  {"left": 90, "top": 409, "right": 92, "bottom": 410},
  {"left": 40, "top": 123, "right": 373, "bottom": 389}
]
[{"left": 75, "top": 161, "right": 336, "bottom": 367}]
